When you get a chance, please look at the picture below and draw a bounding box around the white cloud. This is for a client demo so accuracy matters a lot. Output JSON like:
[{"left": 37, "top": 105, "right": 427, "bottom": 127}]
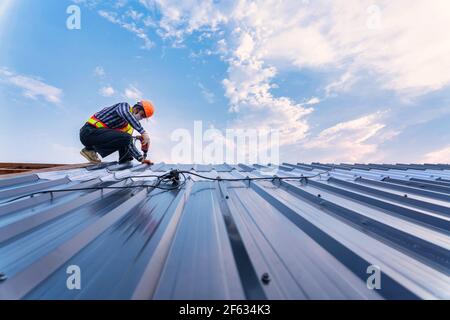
[
  {"left": 98, "top": 10, "right": 153, "bottom": 50},
  {"left": 0, "top": 67, "right": 62, "bottom": 104},
  {"left": 126, "top": 9, "right": 143, "bottom": 21},
  {"left": 94, "top": 66, "right": 105, "bottom": 77},
  {"left": 302, "top": 112, "right": 389, "bottom": 162},
  {"left": 139, "top": 0, "right": 230, "bottom": 45},
  {"left": 99, "top": 86, "right": 115, "bottom": 97},
  {"left": 123, "top": 85, "right": 142, "bottom": 100},
  {"left": 236, "top": 0, "right": 450, "bottom": 95},
  {"left": 134, "top": 2, "right": 315, "bottom": 146},
  {"left": 84, "top": 0, "right": 450, "bottom": 161},
  {"left": 114, "top": 0, "right": 128, "bottom": 9},
  {"left": 423, "top": 146, "right": 450, "bottom": 163},
  {"left": 198, "top": 82, "right": 215, "bottom": 104},
  {"left": 335, "top": 1, "right": 450, "bottom": 94},
  {"left": 132, "top": 0, "right": 449, "bottom": 157},
  {"left": 325, "top": 72, "right": 357, "bottom": 97},
  {"left": 222, "top": 56, "right": 313, "bottom": 145},
  {"left": 305, "top": 97, "right": 320, "bottom": 105},
  {"left": 72, "top": 0, "right": 100, "bottom": 8},
  {"left": 143, "top": 0, "right": 450, "bottom": 95}
]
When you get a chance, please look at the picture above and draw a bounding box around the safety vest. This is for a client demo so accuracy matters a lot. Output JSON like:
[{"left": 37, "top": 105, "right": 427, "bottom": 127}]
[{"left": 87, "top": 110, "right": 134, "bottom": 135}]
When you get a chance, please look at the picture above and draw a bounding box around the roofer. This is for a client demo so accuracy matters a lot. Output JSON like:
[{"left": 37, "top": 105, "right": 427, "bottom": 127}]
[{"left": 79, "top": 101, "right": 154, "bottom": 165}]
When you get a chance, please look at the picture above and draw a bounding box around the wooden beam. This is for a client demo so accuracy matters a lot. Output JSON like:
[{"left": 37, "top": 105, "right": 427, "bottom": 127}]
[{"left": 0, "top": 163, "right": 92, "bottom": 177}]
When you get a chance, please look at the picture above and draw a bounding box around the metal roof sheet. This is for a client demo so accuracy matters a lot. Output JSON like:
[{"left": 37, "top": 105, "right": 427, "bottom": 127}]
[{"left": 0, "top": 162, "right": 449, "bottom": 300}]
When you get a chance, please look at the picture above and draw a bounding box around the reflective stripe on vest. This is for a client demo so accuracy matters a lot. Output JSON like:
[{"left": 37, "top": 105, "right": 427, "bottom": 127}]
[{"left": 87, "top": 112, "right": 134, "bottom": 135}]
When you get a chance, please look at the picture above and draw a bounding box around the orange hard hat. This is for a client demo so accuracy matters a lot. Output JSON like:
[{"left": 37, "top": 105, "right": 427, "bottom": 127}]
[{"left": 136, "top": 100, "right": 154, "bottom": 118}]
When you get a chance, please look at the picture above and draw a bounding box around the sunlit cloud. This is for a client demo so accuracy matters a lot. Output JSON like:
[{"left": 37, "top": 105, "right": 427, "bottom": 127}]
[
  {"left": 0, "top": 68, "right": 63, "bottom": 104},
  {"left": 123, "top": 85, "right": 142, "bottom": 100},
  {"left": 99, "top": 86, "right": 115, "bottom": 97}
]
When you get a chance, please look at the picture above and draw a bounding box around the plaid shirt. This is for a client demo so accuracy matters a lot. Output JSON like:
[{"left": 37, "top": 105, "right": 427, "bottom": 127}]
[{"left": 93, "top": 102, "right": 146, "bottom": 161}]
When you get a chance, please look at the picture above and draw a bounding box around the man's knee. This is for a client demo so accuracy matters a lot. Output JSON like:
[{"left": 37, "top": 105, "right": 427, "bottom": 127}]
[
  {"left": 122, "top": 133, "right": 132, "bottom": 144},
  {"left": 116, "top": 133, "right": 133, "bottom": 147}
]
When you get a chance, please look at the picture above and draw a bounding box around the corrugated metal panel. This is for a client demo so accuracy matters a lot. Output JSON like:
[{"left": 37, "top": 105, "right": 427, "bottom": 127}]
[{"left": 0, "top": 162, "right": 449, "bottom": 300}]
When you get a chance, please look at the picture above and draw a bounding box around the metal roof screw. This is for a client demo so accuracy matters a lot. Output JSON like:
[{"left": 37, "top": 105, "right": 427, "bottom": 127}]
[
  {"left": 317, "top": 194, "right": 322, "bottom": 198},
  {"left": 404, "top": 194, "right": 408, "bottom": 198},
  {"left": 225, "top": 195, "right": 229, "bottom": 199},
  {"left": 261, "top": 273, "right": 270, "bottom": 285},
  {"left": 0, "top": 272, "right": 7, "bottom": 282}
]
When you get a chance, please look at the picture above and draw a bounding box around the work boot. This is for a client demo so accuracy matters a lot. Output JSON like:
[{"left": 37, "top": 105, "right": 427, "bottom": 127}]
[{"left": 80, "top": 148, "right": 101, "bottom": 163}]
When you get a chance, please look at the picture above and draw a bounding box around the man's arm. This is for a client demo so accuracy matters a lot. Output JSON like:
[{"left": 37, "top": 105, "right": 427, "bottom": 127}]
[
  {"left": 116, "top": 102, "right": 146, "bottom": 134},
  {"left": 127, "top": 142, "right": 144, "bottom": 162}
]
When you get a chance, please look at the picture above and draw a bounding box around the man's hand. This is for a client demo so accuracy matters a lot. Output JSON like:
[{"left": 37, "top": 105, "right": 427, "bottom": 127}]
[
  {"left": 141, "top": 159, "right": 153, "bottom": 165},
  {"left": 141, "top": 132, "right": 150, "bottom": 146}
]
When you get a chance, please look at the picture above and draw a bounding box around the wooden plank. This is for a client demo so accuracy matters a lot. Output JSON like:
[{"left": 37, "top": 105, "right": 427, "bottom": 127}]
[
  {"left": 0, "top": 163, "right": 92, "bottom": 178},
  {"left": 0, "top": 169, "right": 30, "bottom": 175},
  {"left": 0, "top": 163, "right": 66, "bottom": 170}
]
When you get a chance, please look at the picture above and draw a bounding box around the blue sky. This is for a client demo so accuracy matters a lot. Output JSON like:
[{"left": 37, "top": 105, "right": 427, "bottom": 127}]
[{"left": 0, "top": 0, "right": 450, "bottom": 164}]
